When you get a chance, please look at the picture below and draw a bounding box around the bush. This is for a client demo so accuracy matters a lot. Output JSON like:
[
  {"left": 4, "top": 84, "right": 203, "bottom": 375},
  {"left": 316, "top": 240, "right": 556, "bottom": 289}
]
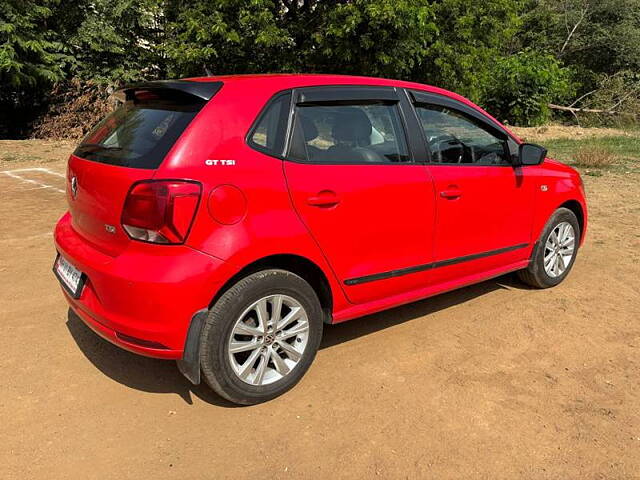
[
  {"left": 573, "top": 146, "right": 617, "bottom": 168},
  {"left": 31, "top": 79, "right": 114, "bottom": 140},
  {"left": 482, "top": 50, "right": 575, "bottom": 126}
]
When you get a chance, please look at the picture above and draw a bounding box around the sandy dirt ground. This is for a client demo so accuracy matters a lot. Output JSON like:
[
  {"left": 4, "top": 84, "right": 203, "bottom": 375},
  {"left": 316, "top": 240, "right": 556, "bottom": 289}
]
[
  {"left": 511, "top": 125, "right": 638, "bottom": 142},
  {"left": 1, "top": 138, "right": 639, "bottom": 479}
]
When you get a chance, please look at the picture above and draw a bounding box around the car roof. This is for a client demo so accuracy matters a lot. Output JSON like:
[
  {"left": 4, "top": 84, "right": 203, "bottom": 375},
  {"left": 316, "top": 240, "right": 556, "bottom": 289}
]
[
  {"left": 183, "top": 73, "right": 520, "bottom": 142},
  {"left": 185, "top": 73, "right": 455, "bottom": 97}
]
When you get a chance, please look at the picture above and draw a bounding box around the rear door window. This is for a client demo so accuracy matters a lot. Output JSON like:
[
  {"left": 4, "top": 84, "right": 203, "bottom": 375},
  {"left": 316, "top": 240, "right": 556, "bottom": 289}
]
[
  {"left": 74, "top": 89, "right": 206, "bottom": 169},
  {"left": 288, "top": 103, "right": 410, "bottom": 164}
]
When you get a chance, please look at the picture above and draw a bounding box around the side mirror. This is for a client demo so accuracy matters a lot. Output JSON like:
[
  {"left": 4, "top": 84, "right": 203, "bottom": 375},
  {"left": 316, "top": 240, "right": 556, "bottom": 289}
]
[{"left": 518, "top": 143, "right": 547, "bottom": 166}]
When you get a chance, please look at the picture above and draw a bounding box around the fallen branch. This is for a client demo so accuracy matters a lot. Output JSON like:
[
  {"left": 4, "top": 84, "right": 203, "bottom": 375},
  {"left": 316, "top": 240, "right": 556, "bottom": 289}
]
[
  {"left": 608, "top": 88, "right": 640, "bottom": 111},
  {"left": 569, "top": 89, "right": 597, "bottom": 108},
  {"left": 548, "top": 104, "right": 617, "bottom": 115}
]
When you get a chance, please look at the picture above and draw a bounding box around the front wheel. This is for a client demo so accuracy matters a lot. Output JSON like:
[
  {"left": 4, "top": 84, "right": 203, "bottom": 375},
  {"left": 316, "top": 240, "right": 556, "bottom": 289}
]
[
  {"left": 199, "top": 269, "right": 323, "bottom": 405},
  {"left": 518, "top": 207, "right": 581, "bottom": 289}
]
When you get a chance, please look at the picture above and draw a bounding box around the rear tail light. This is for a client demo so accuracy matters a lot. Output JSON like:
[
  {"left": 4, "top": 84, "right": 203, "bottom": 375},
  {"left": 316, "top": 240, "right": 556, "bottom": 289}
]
[{"left": 121, "top": 180, "right": 201, "bottom": 244}]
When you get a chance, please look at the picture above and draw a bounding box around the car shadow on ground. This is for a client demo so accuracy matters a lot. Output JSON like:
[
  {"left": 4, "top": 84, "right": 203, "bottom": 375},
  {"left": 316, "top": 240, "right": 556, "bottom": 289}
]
[
  {"left": 66, "top": 311, "right": 236, "bottom": 407},
  {"left": 320, "top": 273, "right": 528, "bottom": 349},
  {"left": 66, "top": 273, "right": 529, "bottom": 408}
]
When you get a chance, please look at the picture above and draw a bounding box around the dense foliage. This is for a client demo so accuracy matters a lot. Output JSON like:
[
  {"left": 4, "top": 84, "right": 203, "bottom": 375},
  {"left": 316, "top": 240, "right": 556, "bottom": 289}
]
[
  {"left": 1, "top": 0, "right": 639, "bottom": 137},
  {"left": 484, "top": 50, "right": 575, "bottom": 126}
]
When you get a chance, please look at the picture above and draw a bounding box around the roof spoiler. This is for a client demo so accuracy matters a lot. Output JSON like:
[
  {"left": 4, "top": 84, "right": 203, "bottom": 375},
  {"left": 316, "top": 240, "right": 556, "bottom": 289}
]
[{"left": 115, "top": 80, "right": 223, "bottom": 102}]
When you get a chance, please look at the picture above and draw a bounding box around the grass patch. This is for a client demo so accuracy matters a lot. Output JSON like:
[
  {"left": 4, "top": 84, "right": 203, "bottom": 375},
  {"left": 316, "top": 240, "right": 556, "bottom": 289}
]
[
  {"left": 542, "top": 135, "right": 640, "bottom": 173},
  {"left": 573, "top": 147, "right": 616, "bottom": 168}
]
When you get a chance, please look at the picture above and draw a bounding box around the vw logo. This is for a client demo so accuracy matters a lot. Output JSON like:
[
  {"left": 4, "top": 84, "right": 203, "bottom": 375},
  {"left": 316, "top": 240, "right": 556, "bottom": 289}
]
[{"left": 70, "top": 176, "right": 78, "bottom": 199}]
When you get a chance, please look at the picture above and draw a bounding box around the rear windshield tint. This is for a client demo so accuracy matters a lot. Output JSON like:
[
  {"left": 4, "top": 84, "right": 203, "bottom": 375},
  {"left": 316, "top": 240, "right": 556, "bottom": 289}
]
[{"left": 74, "top": 89, "right": 206, "bottom": 169}]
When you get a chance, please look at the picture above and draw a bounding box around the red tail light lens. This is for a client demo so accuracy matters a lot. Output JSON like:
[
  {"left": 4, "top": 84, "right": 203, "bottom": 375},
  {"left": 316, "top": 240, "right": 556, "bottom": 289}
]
[{"left": 121, "top": 180, "right": 201, "bottom": 244}]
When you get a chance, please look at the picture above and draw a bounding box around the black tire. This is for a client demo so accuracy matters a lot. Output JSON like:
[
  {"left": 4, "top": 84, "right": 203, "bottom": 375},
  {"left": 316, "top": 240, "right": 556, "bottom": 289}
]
[
  {"left": 518, "top": 207, "right": 581, "bottom": 289},
  {"left": 199, "top": 269, "right": 323, "bottom": 405}
]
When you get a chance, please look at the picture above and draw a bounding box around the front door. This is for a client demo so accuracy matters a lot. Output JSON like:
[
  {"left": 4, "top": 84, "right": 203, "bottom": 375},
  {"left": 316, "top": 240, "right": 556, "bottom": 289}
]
[
  {"left": 283, "top": 87, "right": 436, "bottom": 304},
  {"left": 412, "top": 99, "right": 536, "bottom": 284}
]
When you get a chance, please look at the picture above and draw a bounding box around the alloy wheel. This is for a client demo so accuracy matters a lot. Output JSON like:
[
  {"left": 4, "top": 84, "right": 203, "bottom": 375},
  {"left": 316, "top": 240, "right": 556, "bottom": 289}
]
[
  {"left": 543, "top": 221, "right": 576, "bottom": 278},
  {"left": 227, "top": 294, "right": 310, "bottom": 386}
]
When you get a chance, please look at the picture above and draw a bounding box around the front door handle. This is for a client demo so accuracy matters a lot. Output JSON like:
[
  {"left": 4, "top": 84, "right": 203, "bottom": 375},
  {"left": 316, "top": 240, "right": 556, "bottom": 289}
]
[
  {"left": 440, "top": 188, "right": 463, "bottom": 200},
  {"left": 307, "top": 190, "right": 340, "bottom": 208}
]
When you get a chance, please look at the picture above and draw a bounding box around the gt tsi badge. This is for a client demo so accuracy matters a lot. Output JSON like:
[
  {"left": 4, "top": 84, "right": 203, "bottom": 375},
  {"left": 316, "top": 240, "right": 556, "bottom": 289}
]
[{"left": 205, "top": 159, "right": 236, "bottom": 166}]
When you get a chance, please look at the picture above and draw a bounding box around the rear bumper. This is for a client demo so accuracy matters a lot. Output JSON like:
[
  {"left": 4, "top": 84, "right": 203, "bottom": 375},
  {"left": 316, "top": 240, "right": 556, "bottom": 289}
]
[{"left": 54, "top": 212, "right": 231, "bottom": 359}]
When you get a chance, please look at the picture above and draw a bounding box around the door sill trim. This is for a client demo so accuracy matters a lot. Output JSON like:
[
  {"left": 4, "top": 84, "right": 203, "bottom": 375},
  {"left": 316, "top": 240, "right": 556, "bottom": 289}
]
[{"left": 344, "top": 243, "right": 529, "bottom": 286}]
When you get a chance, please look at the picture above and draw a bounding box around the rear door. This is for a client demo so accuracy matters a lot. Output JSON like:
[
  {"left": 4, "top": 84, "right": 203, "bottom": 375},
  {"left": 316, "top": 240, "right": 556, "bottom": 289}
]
[
  {"left": 283, "top": 86, "right": 436, "bottom": 304},
  {"left": 67, "top": 85, "right": 217, "bottom": 256},
  {"left": 410, "top": 91, "right": 536, "bottom": 284}
]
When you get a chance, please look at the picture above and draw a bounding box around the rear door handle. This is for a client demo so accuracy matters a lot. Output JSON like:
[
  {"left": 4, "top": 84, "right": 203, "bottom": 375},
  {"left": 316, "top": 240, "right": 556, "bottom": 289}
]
[
  {"left": 440, "top": 188, "right": 463, "bottom": 199},
  {"left": 307, "top": 191, "right": 341, "bottom": 207}
]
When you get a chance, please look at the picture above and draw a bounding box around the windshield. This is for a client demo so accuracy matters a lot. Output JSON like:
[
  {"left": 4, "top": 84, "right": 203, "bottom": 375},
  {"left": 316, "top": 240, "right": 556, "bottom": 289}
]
[{"left": 74, "top": 89, "right": 205, "bottom": 169}]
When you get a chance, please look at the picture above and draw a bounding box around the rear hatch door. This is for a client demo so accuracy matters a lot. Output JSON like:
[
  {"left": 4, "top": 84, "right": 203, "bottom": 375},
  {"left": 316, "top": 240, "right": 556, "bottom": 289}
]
[{"left": 67, "top": 81, "right": 221, "bottom": 256}]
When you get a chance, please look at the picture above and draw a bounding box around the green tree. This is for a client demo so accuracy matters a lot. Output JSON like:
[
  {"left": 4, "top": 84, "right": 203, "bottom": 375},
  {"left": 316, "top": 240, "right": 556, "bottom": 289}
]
[
  {"left": 423, "top": 0, "right": 523, "bottom": 102},
  {"left": 163, "top": 0, "right": 292, "bottom": 77},
  {"left": 52, "top": 0, "right": 164, "bottom": 83},
  {"left": 518, "top": 0, "right": 640, "bottom": 120},
  {"left": 0, "top": 0, "right": 65, "bottom": 137},
  {"left": 308, "top": 0, "right": 437, "bottom": 79},
  {"left": 162, "top": 0, "right": 519, "bottom": 96},
  {"left": 483, "top": 50, "right": 575, "bottom": 126},
  {"left": 0, "top": 0, "right": 63, "bottom": 87},
  {"left": 8, "top": 0, "right": 638, "bottom": 136},
  {"left": 520, "top": 0, "right": 640, "bottom": 83}
]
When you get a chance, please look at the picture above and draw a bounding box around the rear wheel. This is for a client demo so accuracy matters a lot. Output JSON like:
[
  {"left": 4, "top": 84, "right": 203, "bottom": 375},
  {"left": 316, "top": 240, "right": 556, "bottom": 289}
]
[
  {"left": 518, "top": 207, "right": 580, "bottom": 288},
  {"left": 199, "top": 269, "right": 323, "bottom": 405}
]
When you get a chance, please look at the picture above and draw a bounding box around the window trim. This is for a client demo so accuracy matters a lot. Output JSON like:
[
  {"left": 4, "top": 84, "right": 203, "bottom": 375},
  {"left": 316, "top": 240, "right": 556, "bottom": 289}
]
[
  {"left": 246, "top": 90, "right": 294, "bottom": 159},
  {"left": 409, "top": 90, "right": 519, "bottom": 167},
  {"left": 282, "top": 86, "right": 416, "bottom": 166},
  {"left": 297, "top": 85, "right": 398, "bottom": 104}
]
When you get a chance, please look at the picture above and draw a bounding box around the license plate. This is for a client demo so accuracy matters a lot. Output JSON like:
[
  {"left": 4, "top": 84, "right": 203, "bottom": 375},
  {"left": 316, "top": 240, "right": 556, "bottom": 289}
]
[{"left": 54, "top": 254, "right": 85, "bottom": 298}]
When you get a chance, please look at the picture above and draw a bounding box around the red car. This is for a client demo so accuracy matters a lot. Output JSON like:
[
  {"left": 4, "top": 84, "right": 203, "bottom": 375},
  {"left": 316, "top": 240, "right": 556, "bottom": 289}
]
[{"left": 54, "top": 74, "right": 587, "bottom": 404}]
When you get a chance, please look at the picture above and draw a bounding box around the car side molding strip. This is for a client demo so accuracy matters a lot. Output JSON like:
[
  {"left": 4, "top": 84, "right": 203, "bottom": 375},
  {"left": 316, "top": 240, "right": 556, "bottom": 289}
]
[{"left": 344, "top": 243, "right": 529, "bottom": 286}]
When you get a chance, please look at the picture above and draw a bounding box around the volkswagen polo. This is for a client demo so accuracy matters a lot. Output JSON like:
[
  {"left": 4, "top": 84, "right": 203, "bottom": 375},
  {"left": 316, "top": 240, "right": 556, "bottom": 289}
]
[{"left": 54, "top": 74, "right": 587, "bottom": 404}]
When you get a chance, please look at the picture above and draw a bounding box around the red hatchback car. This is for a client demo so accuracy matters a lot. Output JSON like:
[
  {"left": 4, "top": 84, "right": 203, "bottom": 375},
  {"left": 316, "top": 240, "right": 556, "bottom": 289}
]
[{"left": 54, "top": 74, "right": 587, "bottom": 404}]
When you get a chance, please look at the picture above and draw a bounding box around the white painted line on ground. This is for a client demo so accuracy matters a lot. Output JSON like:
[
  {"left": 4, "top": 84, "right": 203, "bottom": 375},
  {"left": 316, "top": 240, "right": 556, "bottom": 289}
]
[
  {"left": 0, "top": 167, "right": 66, "bottom": 177},
  {"left": 39, "top": 167, "right": 66, "bottom": 178},
  {"left": 1, "top": 170, "right": 65, "bottom": 193}
]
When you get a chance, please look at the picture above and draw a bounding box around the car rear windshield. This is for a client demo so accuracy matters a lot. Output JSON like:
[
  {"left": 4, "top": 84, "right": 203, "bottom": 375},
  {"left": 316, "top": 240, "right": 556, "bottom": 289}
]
[{"left": 74, "top": 89, "right": 206, "bottom": 169}]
